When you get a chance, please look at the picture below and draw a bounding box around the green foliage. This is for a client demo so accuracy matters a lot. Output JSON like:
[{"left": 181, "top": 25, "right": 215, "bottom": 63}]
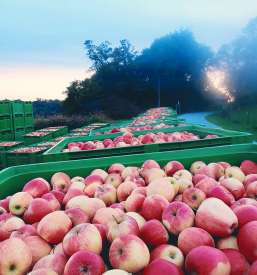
[{"left": 33, "top": 99, "right": 61, "bottom": 116}]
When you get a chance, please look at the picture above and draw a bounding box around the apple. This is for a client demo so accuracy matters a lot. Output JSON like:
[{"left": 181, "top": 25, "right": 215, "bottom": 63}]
[
  {"left": 37, "top": 211, "right": 72, "bottom": 244},
  {"left": 65, "top": 195, "right": 88, "bottom": 210},
  {"left": 41, "top": 193, "right": 61, "bottom": 211},
  {"left": 244, "top": 174, "right": 257, "bottom": 190},
  {"left": 117, "top": 181, "right": 138, "bottom": 202},
  {"left": 109, "top": 234, "right": 150, "bottom": 273},
  {"left": 218, "top": 162, "right": 231, "bottom": 169},
  {"left": 71, "top": 176, "right": 84, "bottom": 183},
  {"left": 53, "top": 180, "right": 71, "bottom": 194},
  {"left": 50, "top": 243, "right": 67, "bottom": 258},
  {"left": 140, "top": 160, "right": 160, "bottom": 178},
  {"left": 67, "top": 181, "right": 86, "bottom": 192},
  {"left": 23, "top": 179, "right": 49, "bottom": 198},
  {"left": 143, "top": 258, "right": 185, "bottom": 275},
  {"left": 0, "top": 199, "right": 10, "bottom": 212},
  {"left": 173, "top": 170, "right": 192, "bottom": 181},
  {"left": 94, "top": 184, "right": 117, "bottom": 207},
  {"left": 125, "top": 194, "right": 145, "bottom": 215},
  {"left": 195, "top": 198, "right": 238, "bottom": 237},
  {"left": 64, "top": 250, "right": 105, "bottom": 275},
  {"left": 230, "top": 198, "right": 257, "bottom": 210},
  {"left": 10, "top": 224, "right": 38, "bottom": 240},
  {"left": 92, "top": 208, "right": 120, "bottom": 226},
  {"left": 125, "top": 212, "right": 146, "bottom": 231},
  {"left": 106, "top": 214, "right": 139, "bottom": 243},
  {"left": 190, "top": 161, "right": 206, "bottom": 175},
  {"left": 24, "top": 236, "right": 52, "bottom": 267},
  {"left": 64, "top": 208, "right": 90, "bottom": 226},
  {"left": 207, "top": 163, "right": 225, "bottom": 179},
  {"left": 216, "top": 235, "right": 238, "bottom": 250},
  {"left": 220, "top": 178, "right": 245, "bottom": 200},
  {"left": 165, "top": 161, "right": 184, "bottom": 177},
  {"left": 84, "top": 175, "right": 103, "bottom": 187},
  {"left": 207, "top": 186, "right": 235, "bottom": 206},
  {"left": 32, "top": 254, "right": 67, "bottom": 275},
  {"left": 174, "top": 194, "right": 183, "bottom": 202},
  {"left": 192, "top": 174, "right": 208, "bottom": 185},
  {"left": 0, "top": 206, "right": 7, "bottom": 214},
  {"left": 124, "top": 174, "right": 145, "bottom": 187},
  {"left": 225, "top": 167, "right": 245, "bottom": 183},
  {"left": 109, "top": 203, "right": 125, "bottom": 214},
  {"left": 195, "top": 166, "right": 215, "bottom": 179},
  {"left": 9, "top": 192, "right": 33, "bottom": 215},
  {"left": 63, "top": 223, "right": 102, "bottom": 257},
  {"left": 237, "top": 221, "right": 257, "bottom": 262},
  {"left": 240, "top": 160, "right": 257, "bottom": 176},
  {"left": 185, "top": 246, "right": 231, "bottom": 275},
  {"left": 91, "top": 169, "right": 108, "bottom": 181},
  {"left": 28, "top": 269, "right": 58, "bottom": 275},
  {"left": 80, "top": 198, "right": 106, "bottom": 221},
  {"left": 84, "top": 183, "right": 101, "bottom": 198},
  {"left": 178, "top": 227, "right": 214, "bottom": 256},
  {"left": 131, "top": 186, "right": 147, "bottom": 196},
  {"left": 62, "top": 189, "right": 85, "bottom": 205},
  {"left": 182, "top": 188, "right": 206, "bottom": 210},
  {"left": 177, "top": 178, "right": 194, "bottom": 194},
  {"left": 162, "top": 202, "right": 195, "bottom": 235},
  {"left": 103, "top": 270, "right": 129, "bottom": 275},
  {"left": 250, "top": 261, "right": 257, "bottom": 275},
  {"left": 195, "top": 178, "right": 219, "bottom": 195},
  {"left": 0, "top": 238, "right": 32, "bottom": 275},
  {"left": 121, "top": 167, "right": 140, "bottom": 180},
  {"left": 147, "top": 178, "right": 175, "bottom": 202},
  {"left": 108, "top": 163, "right": 126, "bottom": 175},
  {"left": 51, "top": 172, "right": 71, "bottom": 186},
  {"left": 233, "top": 205, "right": 257, "bottom": 229},
  {"left": 105, "top": 174, "right": 123, "bottom": 189},
  {"left": 221, "top": 249, "right": 251, "bottom": 275},
  {"left": 49, "top": 190, "right": 65, "bottom": 204},
  {"left": 145, "top": 168, "right": 166, "bottom": 185},
  {"left": 0, "top": 216, "right": 25, "bottom": 241},
  {"left": 247, "top": 181, "right": 257, "bottom": 200}
]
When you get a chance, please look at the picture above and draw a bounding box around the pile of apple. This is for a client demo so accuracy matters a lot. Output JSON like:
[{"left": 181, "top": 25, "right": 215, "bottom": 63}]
[
  {"left": 73, "top": 129, "right": 92, "bottom": 132},
  {"left": 69, "top": 133, "right": 89, "bottom": 136},
  {"left": 38, "top": 142, "right": 58, "bottom": 147},
  {"left": 26, "top": 132, "right": 50, "bottom": 137},
  {"left": 10, "top": 147, "right": 48, "bottom": 153},
  {"left": 94, "top": 124, "right": 187, "bottom": 135},
  {"left": 56, "top": 137, "right": 70, "bottom": 141},
  {"left": 38, "top": 129, "right": 60, "bottom": 132},
  {"left": 1, "top": 158, "right": 257, "bottom": 274},
  {"left": 0, "top": 142, "right": 21, "bottom": 146},
  {"left": 65, "top": 131, "right": 219, "bottom": 152}
]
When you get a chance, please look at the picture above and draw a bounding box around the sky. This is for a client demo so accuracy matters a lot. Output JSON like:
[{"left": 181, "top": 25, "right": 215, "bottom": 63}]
[{"left": 0, "top": 0, "right": 257, "bottom": 101}]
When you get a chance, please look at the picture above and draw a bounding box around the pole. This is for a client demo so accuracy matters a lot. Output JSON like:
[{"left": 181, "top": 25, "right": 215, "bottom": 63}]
[{"left": 158, "top": 77, "right": 160, "bottom": 107}]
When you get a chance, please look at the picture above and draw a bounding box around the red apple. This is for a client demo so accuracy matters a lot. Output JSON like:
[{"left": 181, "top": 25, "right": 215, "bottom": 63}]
[
  {"left": 207, "top": 163, "right": 225, "bottom": 179},
  {"left": 9, "top": 191, "right": 33, "bottom": 215},
  {"left": 84, "top": 175, "right": 104, "bottom": 187},
  {"left": 220, "top": 178, "right": 245, "bottom": 200},
  {"left": 64, "top": 208, "right": 90, "bottom": 226},
  {"left": 207, "top": 186, "right": 235, "bottom": 206},
  {"left": 91, "top": 169, "right": 108, "bottom": 181},
  {"left": 216, "top": 235, "right": 238, "bottom": 250},
  {"left": 240, "top": 160, "right": 257, "bottom": 176},
  {"left": 124, "top": 174, "right": 145, "bottom": 187},
  {"left": 105, "top": 174, "right": 123, "bottom": 189},
  {"left": 92, "top": 208, "right": 120, "bottom": 226},
  {"left": 140, "top": 160, "right": 160, "bottom": 178},
  {"left": 143, "top": 259, "right": 185, "bottom": 275},
  {"left": 80, "top": 198, "right": 106, "bottom": 221},
  {"left": 147, "top": 178, "right": 175, "bottom": 202},
  {"left": 230, "top": 198, "right": 257, "bottom": 210},
  {"left": 233, "top": 205, "right": 257, "bottom": 229},
  {"left": 190, "top": 161, "right": 206, "bottom": 175},
  {"left": 165, "top": 161, "right": 184, "bottom": 177},
  {"left": 0, "top": 216, "right": 25, "bottom": 241},
  {"left": 125, "top": 212, "right": 146, "bottom": 231},
  {"left": 52, "top": 179, "right": 71, "bottom": 194},
  {"left": 23, "top": 179, "right": 49, "bottom": 198},
  {"left": 195, "top": 166, "right": 215, "bottom": 179},
  {"left": 94, "top": 184, "right": 117, "bottom": 207},
  {"left": 117, "top": 181, "right": 138, "bottom": 202},
  {"left": 250, "top": 261, "right": 257, "bottom": 275},
  {"left": 51, "top": 172, "right": 71, "bottom": 186},
  {"left": 10, "top": 224, "right": 38, "bottom": 240},
  {"left": 195, "top": 178, "right": 218, "bottom": 195},
  {"left": 125, "top": 194, "right": 145, "bottom": 215},
  {"left": 41, "top": 193, "right": 61, "bottom": 211},
  {"left": 182, "top": 188, "right": 206, "bottom": 210},
  {"left": 108, "top": 163, "right": 126, "bottom": 175}
]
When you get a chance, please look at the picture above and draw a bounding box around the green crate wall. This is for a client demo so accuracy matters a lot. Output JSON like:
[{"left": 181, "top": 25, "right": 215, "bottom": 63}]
[
  {"left": 24, "top": 101, "right": 33, "bottom": 114},
  {"left": 14, "top": 128, "right": 25, "bottom": 141},
  {"left": 0, "top": 101, "right": 12, "bottom": 116},
  {"left": 13, "top": 114, "right": 25, "bottom": 129},
  {"left": 24, "top": 113, "right": 34, "bottom": 127},
  {"left": 0, "top": 130, "right": 14, "bottom": 141},
  {"left": 25, "top": 126, "right": 34, "bottom": 134},
  {"left": 23, "top": 132, "right": 52, "bottom": 146},
  {"left": 11, "top": 101, "right": 24, "bottom": 115},
  {"left": 0, "top": 116, "right": 13, "bottom": 132}
]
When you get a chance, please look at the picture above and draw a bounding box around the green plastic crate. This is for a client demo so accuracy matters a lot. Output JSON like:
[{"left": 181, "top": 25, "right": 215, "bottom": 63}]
[
  {"left": 0, "top": 130, "right": 14, "bottom": 141},
  {"left": 42, "top": 126, "right": 253, "bottom": 163},
  {"left": 25, "top": 126, "right": 34, "bottom": 134},
  {"left": 13, "top": 114, "right": 25, "bottom": 129},
  {"left": 0, "top": 141, "right": 25, "bottom": 151},
  {"left": 14, "top": 128, "right": 25, "bottom": 141},
  {"left": 0, "top": 101, "right": 12, "bottom": 116},
  {"left": 24, "top": 101, "right": 33, "bottom": 114},
  {"left": 0, "top": 143, "right": 257, "bottom": 199},
  {"left": 37, "top": 129, "right": 62, "bottom": 138},
  {"left": 0, "top": 116, "right": 13, "bottom": 132},
  {"left": 23, "top": 132, "right": 52, "bottom": 146},
  {"left": 24, "top": 113, "right": 34, "bottom": 127},
  {"left": 11, "top": 101, "right": 24, "bottom": 115},
  {"left": 1, "top": 146, "right": 50, "bottom": 169},
  {"left": 48, "top": 126, "right": 68, "bottom": 136}
]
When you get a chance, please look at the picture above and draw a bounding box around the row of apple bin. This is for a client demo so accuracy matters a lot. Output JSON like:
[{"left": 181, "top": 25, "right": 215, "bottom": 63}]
[{"left": 1, "top": 107, "right": 257, "bottom": 274}]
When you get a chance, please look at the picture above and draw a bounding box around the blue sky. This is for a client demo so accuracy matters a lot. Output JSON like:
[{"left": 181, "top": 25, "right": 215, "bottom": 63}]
[{"left": 0, "top": 0, "right": 257, "bottom": 100}]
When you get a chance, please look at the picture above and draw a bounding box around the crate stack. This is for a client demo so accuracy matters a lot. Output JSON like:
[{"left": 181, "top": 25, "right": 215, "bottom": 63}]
[
  {"left": 24, "top": 101, "right": 34, "bottom": 134},
  {"left": 0, "top": 101, "right": 14, "bottom": 141}
]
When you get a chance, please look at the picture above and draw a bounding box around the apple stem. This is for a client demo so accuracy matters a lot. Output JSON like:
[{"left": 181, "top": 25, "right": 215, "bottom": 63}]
[
  {"left": 112, "top": 215, "right": 120, "bottom": 224},
  {"left": 8, "top": 229, "right": 23, "bottom": 234},
  {"left": 228, "top": 189, "right": 239, "bottom": 194}
]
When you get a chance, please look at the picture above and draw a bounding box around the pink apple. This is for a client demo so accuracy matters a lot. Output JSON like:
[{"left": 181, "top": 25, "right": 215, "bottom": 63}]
[
  {"left": 49, "top": 190, "right": 65, "bottom": 204},
  {"left": 177, "top": 178, "right": 194, "bottom": 194},
  {"left": 64, "top": 250, "right": 105, "bottom": 275},
  {"left": 63, "top": 223, "right": 102, "bottom": 257},
  {"left": 207, "top": 163, "right": 225, "bottom": 179},
  {"left": 195, "top": 178, "right": 219, "bottom": 195},
  {"left": 173, "top": 170, "right": 192, "bottom": 181},
  {"left": 230, "top": 198, "right": 257, "bottom": 210},
  {"left": 125, "top": 194, "right": 145, "bottom": 215},
  {"left": 92, "top": 208, "right": 120, "bottom": 226},
  {"left": 84, "top": 182, "right": 101, "bottom": 198},
  {"left": 165, "top": 161, "right": 184, "bottom": 177},
  {"left": 80, "top": 198, "right": 106, "bottom": 221},
  {"left": 9, "top": 191, "right": 33, "bottom": 215},
  {"left": 147, "top": 178, "right": 175, "bottom": 202},
  {"left": 178, "top": 227, "right": 214, "bottom": 256},
  {"left": 10, "top": 224, "right": 38, "bottom": 240},
  {"left": 250, "top": 261, "right": 257, "bottom": 275},
  {"left": 225, "top": 167, "right": 245, "bottom": 183},
  {"left": 0, "top": 207, "right": 7, "bottom": 214},
  {"left": 195, "top": 166, "right": 215, "bottom": 179},
  {"left": 62, "top": 189, "right": 85, "bottom": 205},
  {"left": 64, "top": 208, "right": 90, "bottom": 226},
  {"left": 162, "top": 202, "right": 195, "bottom": 235},
  {"left": 51, "top": 172, "right": 71, "bottom": 186},
  {"left": 108, "top": 163, "right": 126, "bottom": 175},
  {"left": 93, "top": 223, "right": 107, "bottom": 244},
  {"left": 192, "top": 174, "right": 208, "bottom": 185},
  {"left": 0, "top": 238, "right": 32, "bottom": 275},
  {"left": 109, "top": 234, "right": 150, "bottom": 273},
  {"left": 131, "top": 186, "right": 147, "bottom": 196},
  {"left": 104, "top": 174, "right": 123, "bottom": 189},
  {"left": 0, "top": 199, "right": 10, "bottom": 212},
  {"left": 233, "top": 205, "right": 257, "bottom": 229},
  {"left": 50, "top": 243, "right": 67, "bottom": 258},
  {"left": 23, "top": 178, "right": 49, "bottom": 198},
  {"left": 174, "top": 194, "right": 183, "bottom": 202},
  {"left": 247, "top": 181, "right": 257, "bottom": 200},
  {"left": 145, "top": 168, "right": 166, "bottom": 185},
  {"left": 190, "top": 161, "right": 206, "bottom": 175},
  {"left": 195, "top": 198, "right": 238, "bottom": 237},
  {"left": 117, "top": 181, "right": 138, "bottom": 202},
  {"left": 216, "top": 235, "right": 238, "bottom": 250},
  {"left": 185, "top": 246, "right": 231, "bottom": 275},
  {"left": 0, "top": 216, "right": 25, "bottom": 241},
  {"left": 244, "top": 174, "right": 257, "bottom": 190},
  {"left": 41, "top": 193, "right": 61, "bottom": 211},
  {"left": 37, "top": 211, "right": 72, "bottom": 244},
  {"left": 91, "top": 169, "right": 108, "bottom": 181},
  {"left": 220, "top": 178, "right": 245, "bottom": 200},
  {"left": 28, "top": 269, "right": 58, "bottom": 275},
  {"left": 140, "top": 160, "right": 160, "bottom": 178},
  {"left": 33, "top": 254, "right": 67, "bottom": 275},
  {"left": 71, "top": 176, "right": 84, "bottom": 183},
  {"left": 240, "top": 160, "right": 257, "bottom": 176},
  {"left": 125, "top": 212, "right": 146, "bottom": 231},
  {"left": 124, "top": 174, "right": 145, "bottom": 187},
  {"left": 182, "top": 188, "right": 206, "bottom": 210},
  {"left": 207, "top": 185, "right": 235, "bottom": 206},
  {"left": 84, "top": 174, "right": 103, "bottom": 187},
  {"left": 106, "top": 214, "right": 139, "bottom": 243},
  {"left": 67, "top": 181, "right": 86, "bottom": 192},
  {"left": 52, "top": 179, "right": 71, "bottom": 194},
  {"left": 65, "top": 195, "right": 88, "bottom": 210},
  {"left": 163, "top": 177, "right": 179, "bottom": 195},
  {"left": 218, "top": 162, "right": 231, "bottom": 169},
  {"left": 121, "top": 167, "right": 140, "bottom": 180},
  {"left": 109, "top": 203, "right": 125, "bottom": 214},
  {"left": 94, "top": 184, "right": 117, "bottom": 207}
]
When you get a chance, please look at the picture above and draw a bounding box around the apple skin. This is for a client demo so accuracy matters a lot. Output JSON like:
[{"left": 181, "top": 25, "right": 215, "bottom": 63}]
[
  {"left": 23, "top": 198, "right": 54, "bottom": 224},
  {"left": 174, "top": 194, "right": 183, "bottom": 202},
  {"left": 109, "top": 203, "right": 126, "bottom": 214},
  {"left": 150, "top": 244, "right": 184, "bottom": 268},
  {"left": 0, "top": 199, "right": 10, "bottom": 212},
  {"left": 108, "top": 163, "right": 126, "bottom": 175},
  {"left": 233, "top": 205, "right": 257, "bottom": 229},
  {"left": 71, "top": 176, "right": 84, "bottom": 183},
  {"left": 177, "top": 178, "right": 194, "bottom": 195},
  {"left": 142, "top": 194, "right": 169, "bottom": 221},
  {"left": 192, "top": 174, "right": 208, "bottom": 185},
  {"left": 125, "top": 212, "right": 147, "bottom": 231},
  {"left": 246, "top": 181, "right": 257, "bottom": 200},
  {"left": 225, "top": 167, "right": 245, "bottom": 183},
  {"left": 173, "top": 170, "right": 192, "bottom": 181},
  {"left": 162, "top": 202, "right": 195, "bottom": 235},
  {"left": 147, "top": 178, "right": 175, "bottom": 202},
  {"left": 244, "top": 175, "right": 257, "bottom": 191},
  {"left": 49, "top": 190, "right": 65, "bottom": 204},
  {"left": 165, "top": 161, "right": 184, "bottom": 177},
  {"left": 163, "top": 177, "right": 179, "bottom": 195},
  {"left": 63, "top": 223, "right": 102, "bottom": 257},
  {"left": 51, "top": 172, "right": 71, "bottom": 186},
  {"left": 121, "top": 167, "right": 140, "bottom": 180},
  {"left": 0, "top": 238, "right": 32, "bottom": 275},
  {"left": 37, "top": 211, "right": 72, "bottom": 244},
  {"left": 0, "top": 216, "right": 25, "bottom": 241},
  {"left": 67, "top": 181, "right": 86, "bottom": 192},
  {"left": 207, "top": 163, "right": 225, "bottom": 179},
  {"left": 91, "top": 169, "right": 108, "bottom": 181},
  {"left": 105, "top": 174, "right": 123, "bottom": 189},
  {"left": 143, "top": 259, "right": 185, "bottom": 275},
  {"left": 125, "top": 194, "right": 145, "bottom": 215},
  {"left": 185, "top": 246, "right": 231, "bottom": 275},
  {"left": 102, "top": 270, "right": 129, "bottom": 275},
  {"left": 94, "top": 184, "right": 117, "bottom": 207},
  {"left": 9, "top": 191, "right": 33, "bottom": 215},
  {"left": 10, "top": 224, "right": 38, "bottom": 240},
  {"left": 221, "top": 249, "right": 251, "bottom": 275},
  {"left": 84, "top": 183, "right": 101, "bottom": 198},
  {"left": 125, "top": 174, "right": 145, "bottom": 187},
  {"left": 240, "top": 160, "right": 257, "bottom": 176},
  {"left": 207, "top": 186, "right": 235, "bottom": 206},
  {"left": 216, "top": 235, "right": 238, "bottom": 250},
  {"left": 140, "top": 160, "right": 160, "bottom": 178},
  {"left": 230, "top": 198, "right": 257, "bottom": 210},
  {"left": 190, "top": 161, "right": 206, "bottom": 175},
  {"left": 80, "top": 198, "right": 106, "bottom": 221},
  {"left": 52, "top": 179, "right": 71, "bottom": 194},
  {"left": 24, "top": 236, "right": 52, "bottom": 267},
  {"left": 92, "top": 208, "right": 120, "bottom": 226},
  {"left": 178, "top": 227, "right": 214, "bottom": 256},
  {"left": 84, "top": 175, "right": 104, "bottom": 187},
  {"left": 237, "top": 221, "right": 257, "bottom": 262},
  {"left": 50, "top": 243, "right": 67, "bottom": 258},
  {"left": 139, "top": 220, "right": 169, "bottom": 249},
  {"left": 249, "top": 261, "right": 257, "bottom": 275},
  {"left": 220, "top": 178, "right": 245, "bottom": 200},
  {"left": 32, "top": 254, "right": 67, "bottom": 274},
  {"left": 131, "top": 187, "right": 147, "bottom": 196},
  {"left": 28, "top": 269, "right": 58, "bottom": 275},
  {"left": 195, "top": 198, "right": 238, "bottom": 237},
  {"left": 41, "top": 193, "right": 61, "bottom": 211},
  {"left": 218, "top": 162, "right": 231, "bottom": 169},
  {"left": 23, "top": 178, "right": 49, "bottom": 198},
  {"left": 195, "top": 178, "right": 219, "bottom": 195},
  {"left": 65, "top": 195, "right": 88, "bottom": 210},
  {"left": 64, "top": 250, "right": 106, "bottom": 275},
  {"left": 145, "top": 168, "right": 166, "bottom": 185},
  {"left": 195, "top": 166, "right": 216, "bottom": 179},
  {"left": 117, "top": 181, "right": 138, "bottom": 202},
  {"left": 64, "top": 208, "right": 90, "bottom": 226},
  {"left": 109, "top": 234, "right": 150, "bottom": 274},
  {"left": 106, "top": 214, "right": 139, "bottom": 243},
  {"left": 182, "top": 188, "right": 206, "bottom": 209}
]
